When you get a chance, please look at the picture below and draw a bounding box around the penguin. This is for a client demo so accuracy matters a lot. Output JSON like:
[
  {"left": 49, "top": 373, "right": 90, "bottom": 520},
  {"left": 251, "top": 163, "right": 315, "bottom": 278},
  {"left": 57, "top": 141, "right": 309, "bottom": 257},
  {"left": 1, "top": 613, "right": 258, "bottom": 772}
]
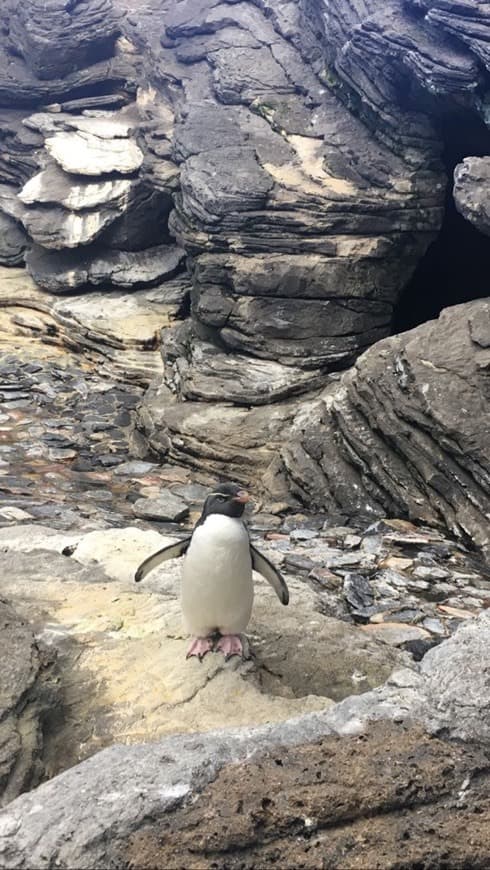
[{"left": 134, "top": 482, "right": 289, "bottom": 660}]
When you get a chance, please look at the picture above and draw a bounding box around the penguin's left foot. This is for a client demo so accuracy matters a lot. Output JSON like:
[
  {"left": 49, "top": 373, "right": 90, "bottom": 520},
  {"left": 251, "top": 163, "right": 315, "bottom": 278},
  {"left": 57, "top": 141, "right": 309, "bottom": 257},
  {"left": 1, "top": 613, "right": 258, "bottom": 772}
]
[
  {"left": 215, "top": 634, "right": 250, "bottom": 661},
  {"left": 186, "top": 636, "right": 214, "bottom": 661}
]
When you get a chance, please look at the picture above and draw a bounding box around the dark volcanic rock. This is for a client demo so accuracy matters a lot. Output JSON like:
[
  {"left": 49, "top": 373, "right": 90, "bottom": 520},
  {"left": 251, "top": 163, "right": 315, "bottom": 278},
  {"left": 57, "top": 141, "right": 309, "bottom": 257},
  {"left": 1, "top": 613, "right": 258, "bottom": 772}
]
[
  {"left": 0, "top": 600, "right": 54, "bottom": 806},
  {"left": 284, "top": 299, "right": 490, "bottom": 559}
]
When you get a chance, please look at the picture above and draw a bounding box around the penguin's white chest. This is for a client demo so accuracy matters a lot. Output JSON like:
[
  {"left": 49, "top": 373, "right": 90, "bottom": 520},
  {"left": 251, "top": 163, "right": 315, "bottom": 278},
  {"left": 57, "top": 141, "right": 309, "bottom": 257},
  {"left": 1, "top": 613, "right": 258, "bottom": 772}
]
[{"left": 181, "top": 514, "right": 253, "bottom": 636}]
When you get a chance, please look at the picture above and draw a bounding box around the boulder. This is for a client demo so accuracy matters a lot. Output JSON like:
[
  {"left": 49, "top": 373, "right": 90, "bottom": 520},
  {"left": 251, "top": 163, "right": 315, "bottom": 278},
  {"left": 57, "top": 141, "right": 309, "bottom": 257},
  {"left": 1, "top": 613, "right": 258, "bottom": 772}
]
[
  {"left": 0, "top": 609, "right": 488, "bottom": 868},
  {"left": 26, "top": 243, "right": 185, "bottom": 292},
  {"left": 0, "top": 600, "right": 54, "bottom": 806},
  {"left": 283, "top": 299, "right": 490, "bottom": 559},
  {"left": 454, "top": 157, "right": 490, "bottom": 237},
  {"left": 6, "top": 0, "right": 120, "bottom": 81},
  {"left": 0, "top": 212, "right": 27, "bottom": 266}
]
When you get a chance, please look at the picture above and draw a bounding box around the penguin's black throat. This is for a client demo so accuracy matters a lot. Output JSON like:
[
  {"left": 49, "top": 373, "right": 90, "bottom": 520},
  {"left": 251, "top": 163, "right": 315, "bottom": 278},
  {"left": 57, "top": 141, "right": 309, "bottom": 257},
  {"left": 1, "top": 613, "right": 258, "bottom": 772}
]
[{"left": 199, "top": 483, "right": 250, "bottom": 522}]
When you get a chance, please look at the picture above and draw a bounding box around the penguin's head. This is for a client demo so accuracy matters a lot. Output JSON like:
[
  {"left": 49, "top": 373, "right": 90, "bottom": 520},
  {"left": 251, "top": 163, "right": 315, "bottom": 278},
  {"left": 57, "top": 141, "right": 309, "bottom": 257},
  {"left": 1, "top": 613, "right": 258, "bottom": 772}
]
[{"left": 201, "top": 482, "right": 250, "bottom": 520}]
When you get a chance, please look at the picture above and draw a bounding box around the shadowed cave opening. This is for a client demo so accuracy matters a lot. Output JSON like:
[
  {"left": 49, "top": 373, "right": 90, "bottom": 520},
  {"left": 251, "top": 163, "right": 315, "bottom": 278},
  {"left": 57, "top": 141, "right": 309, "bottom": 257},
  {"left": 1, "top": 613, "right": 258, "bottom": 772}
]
[{"left": 392, "top": 110, "right": 490, "bottom": 334}]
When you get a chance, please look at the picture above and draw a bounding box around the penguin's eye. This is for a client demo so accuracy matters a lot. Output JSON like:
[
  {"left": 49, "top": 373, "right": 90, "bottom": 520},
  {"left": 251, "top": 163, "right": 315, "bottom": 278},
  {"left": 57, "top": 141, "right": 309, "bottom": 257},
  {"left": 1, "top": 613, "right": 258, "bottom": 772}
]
[{"left": 217, "top": 495, "right": 226, "bottom": 503}]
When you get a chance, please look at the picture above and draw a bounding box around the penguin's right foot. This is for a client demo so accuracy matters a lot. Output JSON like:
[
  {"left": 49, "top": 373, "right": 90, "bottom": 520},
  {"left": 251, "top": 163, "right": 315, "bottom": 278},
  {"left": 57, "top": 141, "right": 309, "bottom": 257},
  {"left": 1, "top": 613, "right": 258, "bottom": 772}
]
[
  {"left": 186, "top": 636, "right": 214, "bottom": 661},
  {"left": 215, "top": 634, "right": 249, "bottom": 660}
]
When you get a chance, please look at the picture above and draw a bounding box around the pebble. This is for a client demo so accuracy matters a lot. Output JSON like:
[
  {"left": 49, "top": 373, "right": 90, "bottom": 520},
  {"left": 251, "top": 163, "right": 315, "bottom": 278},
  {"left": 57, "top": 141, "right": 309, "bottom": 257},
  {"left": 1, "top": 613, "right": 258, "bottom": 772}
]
[
  {"left": 422, "top": 617, "right": 446, "bottom": 636},
  {"left": 308, "top": 567, "right": 342, "bottom": 589},
  {"left": 413, "top": 565, "right": 451, "bottom": 580},
  {"left": 289, "top": 528, "right": 319, "bottom": 542},
  {"left": 47, "top": 448, "right": 77, "bottom": 461},
  {"left": 171, "top": 483, "right": 209, "bottom": 503},
  {"left": 113, "top": 461, "right": 157, "bottom": 477},
  {"left": 379, "top": 556, "right": 413, "bottom": 572},
  {"left": 284, "top": 554, "right": 316, "bottom": 572}
]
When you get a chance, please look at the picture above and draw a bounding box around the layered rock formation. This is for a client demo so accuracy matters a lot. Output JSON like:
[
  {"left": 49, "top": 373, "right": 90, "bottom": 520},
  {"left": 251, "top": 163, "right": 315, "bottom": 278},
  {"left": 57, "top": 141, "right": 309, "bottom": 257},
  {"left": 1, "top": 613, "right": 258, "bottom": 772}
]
[
  {"left": 283, "top": 299, "right": 490, "bottom": 559},
  {"left": 0, "top": 1, "right": 184, "bottom": 296},
  {"left": 0, "top": 0, "right": 489, "bottom": 557}
]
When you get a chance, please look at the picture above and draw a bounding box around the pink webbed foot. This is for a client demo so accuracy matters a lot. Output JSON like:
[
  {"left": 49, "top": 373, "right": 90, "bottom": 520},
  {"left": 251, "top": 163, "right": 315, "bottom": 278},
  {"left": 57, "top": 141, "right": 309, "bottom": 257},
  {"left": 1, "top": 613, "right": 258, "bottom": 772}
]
[
  {"left": 186, "top": 636, "right": 214, "bottom": 661},
  {"left": 215, "top": 634, "right": 250, "bottom": 661}
]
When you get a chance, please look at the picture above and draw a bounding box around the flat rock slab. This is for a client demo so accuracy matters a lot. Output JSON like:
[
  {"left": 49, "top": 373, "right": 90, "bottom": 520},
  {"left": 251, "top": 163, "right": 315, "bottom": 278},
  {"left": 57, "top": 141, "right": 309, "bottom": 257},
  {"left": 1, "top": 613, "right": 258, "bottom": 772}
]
[
  {"left": 20, "top": 164, "right": 132, "bottom": 210},
  {"left": 45, "top": 131, "right": 144, "bottom": 176},
  {"left": 132, "top": 492, "right": 189, "bottom": 522},
  {"left": 27, "top": 243, "right": 184, "bottom": 291},
  {"left": 0, "top": 524, "right": 408, "bottom": 778}
]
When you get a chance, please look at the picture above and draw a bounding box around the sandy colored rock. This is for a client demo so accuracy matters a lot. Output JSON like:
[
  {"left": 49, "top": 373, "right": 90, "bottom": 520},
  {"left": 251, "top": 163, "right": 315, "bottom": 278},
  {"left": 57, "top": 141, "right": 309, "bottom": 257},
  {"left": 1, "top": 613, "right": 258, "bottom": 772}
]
[{"left": 0, "top": 524, "right": 410, "bottom": 778}]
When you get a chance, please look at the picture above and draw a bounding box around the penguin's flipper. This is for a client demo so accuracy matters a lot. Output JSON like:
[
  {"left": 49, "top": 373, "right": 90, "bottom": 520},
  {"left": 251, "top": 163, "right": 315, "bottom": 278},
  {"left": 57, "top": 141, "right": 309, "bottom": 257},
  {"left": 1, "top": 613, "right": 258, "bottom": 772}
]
[
  {"left": 135, "top": 537, "right": 191, "bottom": 582},
  {"left": 250, "top": 545, "right": 289, "bottom": 605}
]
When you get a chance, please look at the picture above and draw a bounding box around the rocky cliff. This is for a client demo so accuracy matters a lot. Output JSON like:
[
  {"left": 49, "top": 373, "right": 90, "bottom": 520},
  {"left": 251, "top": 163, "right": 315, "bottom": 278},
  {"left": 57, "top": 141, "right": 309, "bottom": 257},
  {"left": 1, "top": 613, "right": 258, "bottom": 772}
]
[
  {"left": 0, "top": 4, "right": 489, "bottom": 864},
  {"left": 0, "top": 0, "right": 488, "bottom": 559}
]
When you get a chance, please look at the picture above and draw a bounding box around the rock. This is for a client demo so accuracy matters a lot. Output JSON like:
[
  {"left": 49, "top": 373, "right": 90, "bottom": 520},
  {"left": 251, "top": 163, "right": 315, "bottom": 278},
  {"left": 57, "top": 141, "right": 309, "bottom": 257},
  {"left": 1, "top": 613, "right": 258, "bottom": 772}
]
[
  {"left": 284, "top": 300, "right": 490, "bottom": 561},
  {"left": 26, "top": 243, "right": 185, "bottom": 291},
  {"left": 0, "top": 4, "right": 134, "bottom": 109},
  {"left": 136, "top": 381, "right": 302, "bottom": 487},
  {"left": 0, "top": 599, "right": 54, "bottom": 806},
  {"left": 0, "top": 181, "right": 123, "bottom": 250},
  {"left": 0, "top": 266, "right": 186, "bottom": 385},
  {"left": 0, "top": 506, "right": 34, "bottom": 522},
  {"left": 423, "top": 617, "right": 447, "bottom": 636},
  {"left": 289, "top": 528, "right": 318, "bottom": 542},
  {"left": 45, "top": 131, "right": 144, "bottom": 176},
  {"left": 343, "top": 573, "right": 376, "bottom": 621},
  {"left": 7, "top": 0, "right": 120, "bottom": 81},
  {"left": 415, "top": 611, "right": 490, "bottom": 743},
  {"left": 413, "top": 565, "right": 451, "bottom": 580},
  {"left": 0, "top": 621, "right": 489, "bottom": 869},
  {"left": 132, "top": 493, "right": 189, "bottom": 522},
  {"left": 0, "top": 212, "right": 27, "bottom": 266},
  {"left": 113, "top": 461, "right": 156, "bottom": 477},
  {"left": 19, "top": 164, "right": 132, "bottom": 211},
  {"left": 454, "top": 157, "right": 490, "bottom": 237},
  {"left": 163, "top": 327, "right": 329, "bottom": 406}
]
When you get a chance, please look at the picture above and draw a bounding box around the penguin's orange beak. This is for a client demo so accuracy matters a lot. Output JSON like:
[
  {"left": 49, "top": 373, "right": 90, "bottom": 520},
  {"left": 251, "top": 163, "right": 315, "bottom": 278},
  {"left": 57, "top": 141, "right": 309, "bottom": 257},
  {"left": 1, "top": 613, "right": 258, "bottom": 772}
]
[{"left": 233, "top": 490, "right": 250, "bottom": 503}]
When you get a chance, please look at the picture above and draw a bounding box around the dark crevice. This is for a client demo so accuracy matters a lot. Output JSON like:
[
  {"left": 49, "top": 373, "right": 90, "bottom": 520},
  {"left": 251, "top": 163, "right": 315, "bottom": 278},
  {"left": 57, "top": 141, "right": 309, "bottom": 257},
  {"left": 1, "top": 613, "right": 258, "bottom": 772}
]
[{"left": 392, "top": 109, "right": 490, "bottom": 334}]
